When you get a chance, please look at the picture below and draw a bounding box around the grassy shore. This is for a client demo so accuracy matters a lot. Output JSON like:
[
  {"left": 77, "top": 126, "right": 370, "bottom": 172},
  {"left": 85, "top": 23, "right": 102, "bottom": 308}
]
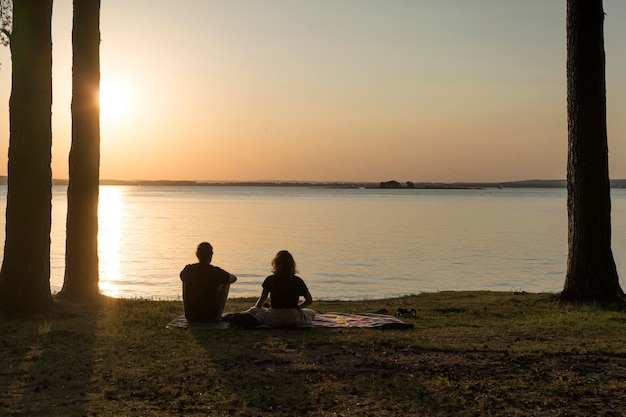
[{"left": 1, "top": 292, "right": 625, "bottom": 416}]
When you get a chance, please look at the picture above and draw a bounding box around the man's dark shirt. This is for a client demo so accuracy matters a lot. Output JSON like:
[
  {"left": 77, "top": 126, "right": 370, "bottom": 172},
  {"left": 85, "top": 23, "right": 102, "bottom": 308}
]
[{"left": 180, "top": 263, "right": 230, "bottom": 322}]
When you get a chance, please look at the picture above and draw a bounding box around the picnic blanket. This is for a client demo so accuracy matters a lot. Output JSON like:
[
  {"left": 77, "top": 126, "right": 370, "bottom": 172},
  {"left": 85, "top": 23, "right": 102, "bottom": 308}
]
[
  {"left": 310, "top": 312, "right": 413, "bottom": 328},
  {"left": 167, "top": 312, "right": 413, "bottom": 330}
]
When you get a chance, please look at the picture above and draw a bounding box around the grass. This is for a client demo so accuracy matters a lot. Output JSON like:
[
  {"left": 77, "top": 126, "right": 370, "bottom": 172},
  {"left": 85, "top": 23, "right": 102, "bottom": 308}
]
[{"left": 1, "top": 291, "right": 626, "bottom": 416}]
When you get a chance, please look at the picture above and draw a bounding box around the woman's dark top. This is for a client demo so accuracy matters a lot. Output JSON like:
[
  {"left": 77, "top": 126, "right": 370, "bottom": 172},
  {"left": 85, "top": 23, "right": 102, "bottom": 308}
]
[
  {"left": 262, "top": 274, "right": 308, "bottom": 309},
  {"left": 180, "top": 263, "right": 230, "bottom": 322}
]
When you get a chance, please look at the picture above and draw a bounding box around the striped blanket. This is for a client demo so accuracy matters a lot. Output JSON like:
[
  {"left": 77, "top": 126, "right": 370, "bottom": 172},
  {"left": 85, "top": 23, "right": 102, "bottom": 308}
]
[
  {"left": 167, "top": 312, "right": 413, "bottom": 330},
  {"left": 310, "top": 312, "right": 413, "bottom": 329}
]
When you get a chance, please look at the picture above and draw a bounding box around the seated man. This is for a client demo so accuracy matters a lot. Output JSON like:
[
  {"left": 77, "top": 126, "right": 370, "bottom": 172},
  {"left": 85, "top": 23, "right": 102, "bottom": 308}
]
[{"left": 180, "top": 242, "right": 237, "bottom": 323}]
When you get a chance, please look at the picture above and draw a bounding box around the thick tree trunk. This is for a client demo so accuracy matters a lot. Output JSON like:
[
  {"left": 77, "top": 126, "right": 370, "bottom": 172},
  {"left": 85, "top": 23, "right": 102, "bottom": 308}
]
[
  {"left": 0, "top": 0, "right": 54, "bottom": 313},
  {"left": 60, "top": 0, "right": 101, "bottom": 300},
  {"left": 561, "top": 0, "right": 624, "bottom": 302}
]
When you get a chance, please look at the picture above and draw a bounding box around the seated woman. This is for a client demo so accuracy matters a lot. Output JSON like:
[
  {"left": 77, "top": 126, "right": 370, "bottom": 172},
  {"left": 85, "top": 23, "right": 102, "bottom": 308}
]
[
  {"left": 180, "top": 242, "right": 237, "bottom": 323},
  {"left": 245, "top": 250, "right": 315, "bottom": 327}
]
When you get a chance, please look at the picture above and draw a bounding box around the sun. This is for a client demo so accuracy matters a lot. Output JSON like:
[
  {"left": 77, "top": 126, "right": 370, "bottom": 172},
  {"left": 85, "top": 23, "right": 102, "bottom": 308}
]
[{"left": 99, "top": 79, "right": 132, "bottom": 123}]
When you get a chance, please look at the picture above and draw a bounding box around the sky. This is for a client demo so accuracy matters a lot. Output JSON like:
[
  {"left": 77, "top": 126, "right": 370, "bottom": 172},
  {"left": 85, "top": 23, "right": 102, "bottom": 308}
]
[{"left": 0, "top": 0, "right": 624, "bottom": 183}]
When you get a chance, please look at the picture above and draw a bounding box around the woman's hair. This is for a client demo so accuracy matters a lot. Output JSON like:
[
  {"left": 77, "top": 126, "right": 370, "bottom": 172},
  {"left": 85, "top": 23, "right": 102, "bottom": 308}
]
[{"left": 271, "top": 250, "right": 298, "bottom": 276}]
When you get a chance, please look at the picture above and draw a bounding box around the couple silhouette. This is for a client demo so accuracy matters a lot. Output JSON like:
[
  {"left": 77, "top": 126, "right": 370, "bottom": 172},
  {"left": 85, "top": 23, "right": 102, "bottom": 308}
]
[{"left": 180, "top": 242, "right": 315, "bottom": 327}]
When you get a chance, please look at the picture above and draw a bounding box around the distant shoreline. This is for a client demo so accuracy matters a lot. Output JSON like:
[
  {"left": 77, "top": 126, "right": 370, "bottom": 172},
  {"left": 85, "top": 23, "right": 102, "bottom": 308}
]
[
  {"left": 1, "top": 176, "right": 626, "bottom": 189},
  {"left": 63, "top": 178, "right": 626, "bottom": 189}
]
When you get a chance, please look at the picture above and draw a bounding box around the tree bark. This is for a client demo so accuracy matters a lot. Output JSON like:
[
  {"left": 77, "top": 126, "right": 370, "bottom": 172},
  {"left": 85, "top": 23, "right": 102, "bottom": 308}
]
[
  {"left": 561, "top": 0, "right": 624, "bottom": 302},
  {"left": 59, "top": 0, "right": 101, "bottom": 300},
  {"left": 0, "top": 0, "right": 54, "bottom": 313}
]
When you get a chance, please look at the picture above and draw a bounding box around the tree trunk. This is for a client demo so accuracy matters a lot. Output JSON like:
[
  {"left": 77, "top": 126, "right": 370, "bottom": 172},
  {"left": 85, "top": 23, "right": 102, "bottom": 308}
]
[
  {"left": 561, "top": 0, "right": 625, "bottom": 302},
  {"left": 59, "top": 0, "right": 101, "bottom": 300},
  {"left": 0, "top": 0, "right": 53, "bottom": 313}
]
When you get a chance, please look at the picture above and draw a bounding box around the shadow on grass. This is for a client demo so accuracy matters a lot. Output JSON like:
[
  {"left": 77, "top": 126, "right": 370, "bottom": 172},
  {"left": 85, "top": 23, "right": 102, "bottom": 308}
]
[
  {"left": 0, "top": 297, "right": 100, "bottom": 416},
  {"left": 190, "top": 327, "right": 316, "bottom": 415},
  {"left": 190, "top": 325, "right": 439, "bottom": 416}
]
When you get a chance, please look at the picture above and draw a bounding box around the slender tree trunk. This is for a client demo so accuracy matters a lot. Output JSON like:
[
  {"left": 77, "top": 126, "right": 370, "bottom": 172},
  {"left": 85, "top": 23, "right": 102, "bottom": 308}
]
[
  {"left": 561, "top": 0, "right": 624, "bottom": 302},
  {"left": 60, "top": 0, "right": 101, "bottom": 300},
  {"left": 0, "top": 0, "right": 53, "bottom": 313}
]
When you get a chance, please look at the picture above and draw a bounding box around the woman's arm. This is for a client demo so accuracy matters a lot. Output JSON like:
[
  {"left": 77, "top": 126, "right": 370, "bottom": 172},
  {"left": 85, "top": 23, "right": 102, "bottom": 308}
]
[
  {"left": 255, "top": 289, "right": 270, "bottom": 308},
  {"left": 298, "top": 290, "right": 313, "bottom": 309}
]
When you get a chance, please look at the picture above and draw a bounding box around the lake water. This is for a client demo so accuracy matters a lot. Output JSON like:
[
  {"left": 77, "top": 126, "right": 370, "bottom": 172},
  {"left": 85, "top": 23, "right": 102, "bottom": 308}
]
[{"left": 1, "top": 185, "right": 625, "bottom": 300}]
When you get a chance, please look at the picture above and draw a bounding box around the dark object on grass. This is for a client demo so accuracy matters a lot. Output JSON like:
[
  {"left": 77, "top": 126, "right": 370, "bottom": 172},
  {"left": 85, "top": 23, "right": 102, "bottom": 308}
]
[
  {"left": 222, "top": 312, "right": 261, "bottom": 329},
  {"left": 395, "top": 308, "right": 416, "bottom": 318}
]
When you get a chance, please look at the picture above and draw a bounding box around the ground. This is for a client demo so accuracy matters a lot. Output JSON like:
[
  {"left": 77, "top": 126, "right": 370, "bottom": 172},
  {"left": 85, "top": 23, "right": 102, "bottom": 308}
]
[{"left": 1, "top": 292, "right": 626, "bottom": 416}]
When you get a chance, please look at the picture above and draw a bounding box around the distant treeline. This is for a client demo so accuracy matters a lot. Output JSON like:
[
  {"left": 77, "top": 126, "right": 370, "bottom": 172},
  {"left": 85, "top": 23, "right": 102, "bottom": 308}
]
[
  {"left": 380, "top": 179, "right": 626, "bottom": 189},
  {"left": 1, "top": 176, "right": 626, "bottom": 189}
]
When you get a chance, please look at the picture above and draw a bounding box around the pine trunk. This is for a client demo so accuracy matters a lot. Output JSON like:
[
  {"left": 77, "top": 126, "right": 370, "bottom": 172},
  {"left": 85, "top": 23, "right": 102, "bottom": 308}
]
[
  {"left": 561, "top": 0, "right": 625, "bottom": 302},
  {"left": 0, "top": 0, "right": 54, "bottom": 313},
  {"left": 60, "top": 0, "right": 101, "bottom": 299}
]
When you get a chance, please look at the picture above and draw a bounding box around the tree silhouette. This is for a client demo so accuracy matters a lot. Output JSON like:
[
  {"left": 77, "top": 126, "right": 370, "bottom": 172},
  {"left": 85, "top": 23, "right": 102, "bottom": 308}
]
[
  {"left": 0, "top": 0, "right": 11, "bottom": 46},
  {"left": 60, "top": 0, "right": 101, "bottom": 300},
  {"left": 0, "top": 0, "right": 53, "bottom": 313},
  {"left": 561, "top": 0, "right": 625, "bottom": 302}
]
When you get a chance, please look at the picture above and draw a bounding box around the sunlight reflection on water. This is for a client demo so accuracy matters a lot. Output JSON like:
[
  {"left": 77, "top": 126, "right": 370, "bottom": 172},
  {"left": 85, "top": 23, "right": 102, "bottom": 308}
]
[{"left": 98, "top": 186, "right": 124, "bottom": 298}]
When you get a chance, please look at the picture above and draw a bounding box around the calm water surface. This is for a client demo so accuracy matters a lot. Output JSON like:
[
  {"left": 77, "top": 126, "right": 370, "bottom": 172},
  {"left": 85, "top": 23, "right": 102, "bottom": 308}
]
[{"left": 1, "top": 185, "right": 625, "bottom": 300}]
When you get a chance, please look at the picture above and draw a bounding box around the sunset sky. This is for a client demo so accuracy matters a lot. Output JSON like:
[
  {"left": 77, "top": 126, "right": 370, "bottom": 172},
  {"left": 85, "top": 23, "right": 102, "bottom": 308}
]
[{"left": 0, "top": 1, "right": 624, "bottom": 183}]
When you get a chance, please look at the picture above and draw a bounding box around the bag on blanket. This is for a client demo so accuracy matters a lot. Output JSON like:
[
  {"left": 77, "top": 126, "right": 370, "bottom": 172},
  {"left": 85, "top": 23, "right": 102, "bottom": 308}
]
[{"left": 222, "top": 312, "right": 260, "bottom": 329}]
